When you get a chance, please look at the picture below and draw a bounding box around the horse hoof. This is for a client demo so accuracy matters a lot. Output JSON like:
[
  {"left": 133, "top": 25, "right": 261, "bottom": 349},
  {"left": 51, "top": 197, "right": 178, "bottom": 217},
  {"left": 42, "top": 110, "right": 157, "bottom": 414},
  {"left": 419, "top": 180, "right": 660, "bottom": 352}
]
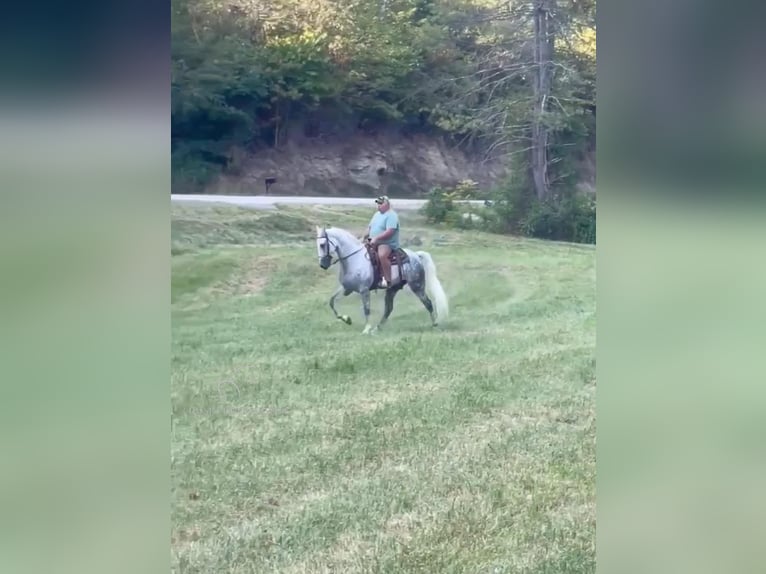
[{"left": 339, "top": 315, "right": 352, "bottom": 325}]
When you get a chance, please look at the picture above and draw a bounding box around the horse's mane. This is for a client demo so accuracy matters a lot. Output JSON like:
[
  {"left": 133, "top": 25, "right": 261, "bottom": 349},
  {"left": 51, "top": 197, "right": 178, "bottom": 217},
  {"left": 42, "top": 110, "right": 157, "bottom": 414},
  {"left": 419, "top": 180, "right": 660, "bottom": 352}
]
[{"left": 328, "top": 227, "right": 360, "bottom": 244}]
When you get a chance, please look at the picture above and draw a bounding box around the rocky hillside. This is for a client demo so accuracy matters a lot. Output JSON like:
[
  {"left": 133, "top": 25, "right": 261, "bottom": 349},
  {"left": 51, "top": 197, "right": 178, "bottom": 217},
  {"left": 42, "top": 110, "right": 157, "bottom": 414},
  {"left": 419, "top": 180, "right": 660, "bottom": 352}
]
[{"left": 207, "top": 130, "right": 511, "bottom": 197}]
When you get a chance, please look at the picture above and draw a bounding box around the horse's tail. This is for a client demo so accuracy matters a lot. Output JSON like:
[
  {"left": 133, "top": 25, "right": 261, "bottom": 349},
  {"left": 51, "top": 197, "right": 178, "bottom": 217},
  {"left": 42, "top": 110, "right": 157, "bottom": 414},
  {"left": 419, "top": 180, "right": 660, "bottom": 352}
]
[{"left": 417, "top": 251, "right": 449, "bottom": 321}]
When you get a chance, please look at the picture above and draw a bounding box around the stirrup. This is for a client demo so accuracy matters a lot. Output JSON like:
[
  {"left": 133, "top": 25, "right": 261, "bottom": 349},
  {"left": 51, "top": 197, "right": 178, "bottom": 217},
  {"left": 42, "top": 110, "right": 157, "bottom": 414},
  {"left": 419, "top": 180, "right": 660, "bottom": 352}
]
[{"left": 379, "top": 278, "right": 388, "bottom": 288}]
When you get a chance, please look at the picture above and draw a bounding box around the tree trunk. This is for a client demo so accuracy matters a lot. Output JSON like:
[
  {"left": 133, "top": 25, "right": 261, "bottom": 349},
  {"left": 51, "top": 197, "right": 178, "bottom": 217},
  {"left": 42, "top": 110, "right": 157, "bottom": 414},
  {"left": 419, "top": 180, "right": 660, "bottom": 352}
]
[{"left": 532, "top": 0, "right": 555, "bottom": 200}]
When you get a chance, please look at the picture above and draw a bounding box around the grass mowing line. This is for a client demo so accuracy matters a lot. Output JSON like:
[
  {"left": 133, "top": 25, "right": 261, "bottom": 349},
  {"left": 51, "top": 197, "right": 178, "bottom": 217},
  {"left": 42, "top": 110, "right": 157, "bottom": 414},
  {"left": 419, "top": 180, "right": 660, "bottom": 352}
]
[
  {"left": 173, "top": 346, "right": 593, "bottom": 571},
  {"left": 171, "top": 204, "right": 595, "bottom": 574},
  {"left": 180, "top": 395, "right": 594, "bottom": 573}
]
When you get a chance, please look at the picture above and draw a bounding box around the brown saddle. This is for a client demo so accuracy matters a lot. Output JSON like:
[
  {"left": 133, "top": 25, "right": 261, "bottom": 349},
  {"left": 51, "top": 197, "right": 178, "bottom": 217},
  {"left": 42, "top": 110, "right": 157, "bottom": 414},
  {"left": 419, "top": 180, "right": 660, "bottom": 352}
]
[{"left": 365, "top": 243, "right": 409, "bottom": 288}]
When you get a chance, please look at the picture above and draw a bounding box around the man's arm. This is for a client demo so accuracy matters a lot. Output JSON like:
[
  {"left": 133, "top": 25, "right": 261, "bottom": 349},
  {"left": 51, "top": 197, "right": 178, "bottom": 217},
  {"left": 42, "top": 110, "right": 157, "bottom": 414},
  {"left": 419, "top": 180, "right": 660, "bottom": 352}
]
[
  {"left": 371, "top": 228, "right": 395, "bottom": 243},
  {"left": 364, "top": 211, "right": 383, "bottom": 241}
]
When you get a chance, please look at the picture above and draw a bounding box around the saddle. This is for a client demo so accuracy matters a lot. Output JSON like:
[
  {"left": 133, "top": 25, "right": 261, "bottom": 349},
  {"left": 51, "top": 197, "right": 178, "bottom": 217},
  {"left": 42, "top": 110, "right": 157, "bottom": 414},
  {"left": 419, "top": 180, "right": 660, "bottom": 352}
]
[{"left": 365, "top": 243, "right": 409, "bottom": 288}]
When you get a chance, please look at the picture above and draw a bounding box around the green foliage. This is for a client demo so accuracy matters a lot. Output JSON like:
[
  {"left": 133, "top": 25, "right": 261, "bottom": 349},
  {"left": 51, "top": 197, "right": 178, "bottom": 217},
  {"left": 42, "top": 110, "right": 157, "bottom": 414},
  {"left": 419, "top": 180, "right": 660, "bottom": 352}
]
[
  {"left": 452, "top": 179, "right": 480, "bottom": 199},
  {"left": 422, "top": 186, "right": 454, "bottom": 224},
  {"left": 487, "top": 174, "right": 596, "bottom": 244},
  {"left": 172, "top": 0, "right": 596, "bottom": 199},
  {"left": 520, "top": 194, "right": 596, "bottom": 244},
  {"left": 570, "top": 194, "right": 598, "bottom": 244},
  {"left": 421, "top": 179, "right": 480, "bottom": 224},
  {"left": 422, "top": 163, "right": 596, "bottom": 244}
]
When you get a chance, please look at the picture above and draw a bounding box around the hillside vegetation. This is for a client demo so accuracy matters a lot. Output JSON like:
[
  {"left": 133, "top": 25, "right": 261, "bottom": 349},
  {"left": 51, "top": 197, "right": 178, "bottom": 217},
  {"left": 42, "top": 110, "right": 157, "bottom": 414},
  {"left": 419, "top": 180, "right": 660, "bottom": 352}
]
[
  {"left": 171, "top": 205, "right": 596, "bottom": 572},
  {"left": 172, "top": 0, "right": 596, "bottom": 237}
]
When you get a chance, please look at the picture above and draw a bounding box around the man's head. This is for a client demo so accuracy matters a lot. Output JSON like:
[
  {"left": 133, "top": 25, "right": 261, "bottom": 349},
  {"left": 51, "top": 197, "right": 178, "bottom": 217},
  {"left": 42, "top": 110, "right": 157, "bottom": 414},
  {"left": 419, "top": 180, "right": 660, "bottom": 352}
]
[{"left": 375, "top": 195, "right": 390, "bottom": 213}]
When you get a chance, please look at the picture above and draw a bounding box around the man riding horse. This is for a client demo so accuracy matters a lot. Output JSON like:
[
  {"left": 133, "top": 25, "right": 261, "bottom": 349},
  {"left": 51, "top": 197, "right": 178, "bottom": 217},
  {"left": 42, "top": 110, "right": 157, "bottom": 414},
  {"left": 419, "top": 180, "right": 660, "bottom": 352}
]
[{"left": 363, "top": 195, "right": 400, "bottom": 289}]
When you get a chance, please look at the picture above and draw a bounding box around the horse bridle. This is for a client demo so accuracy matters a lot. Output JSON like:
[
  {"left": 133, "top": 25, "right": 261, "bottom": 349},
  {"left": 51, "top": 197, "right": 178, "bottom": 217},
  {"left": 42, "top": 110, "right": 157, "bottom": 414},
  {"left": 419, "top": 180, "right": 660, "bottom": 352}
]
[{"left": 317, "top": 228, "right": 365, "bottom": 267}]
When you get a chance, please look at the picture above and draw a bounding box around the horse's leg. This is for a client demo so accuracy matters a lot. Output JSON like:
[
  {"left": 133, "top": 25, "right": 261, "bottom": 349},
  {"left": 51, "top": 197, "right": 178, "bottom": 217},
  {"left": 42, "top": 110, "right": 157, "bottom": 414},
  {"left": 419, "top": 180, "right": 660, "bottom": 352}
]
[
  {"left": 411, "top": 284, "right": 437, "bottom": 326},
  {"left": 330, "top": 285, "right": 352, "bottom": 325},
  {"left": 377, "top": 284, "right": 403, "bottom": 330},
  {"left": 402, "top": 263, "right": 438, "bottom": 327},
  {"left": 360, "top": 288, "right": 374, "bottom": 334}
]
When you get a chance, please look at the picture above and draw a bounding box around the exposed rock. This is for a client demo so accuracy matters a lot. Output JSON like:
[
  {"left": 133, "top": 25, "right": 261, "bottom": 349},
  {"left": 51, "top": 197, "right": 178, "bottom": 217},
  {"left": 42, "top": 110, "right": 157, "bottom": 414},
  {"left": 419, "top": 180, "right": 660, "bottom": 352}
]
[{"left": 210, "top": 131, "right": 508, "bottom": 197}]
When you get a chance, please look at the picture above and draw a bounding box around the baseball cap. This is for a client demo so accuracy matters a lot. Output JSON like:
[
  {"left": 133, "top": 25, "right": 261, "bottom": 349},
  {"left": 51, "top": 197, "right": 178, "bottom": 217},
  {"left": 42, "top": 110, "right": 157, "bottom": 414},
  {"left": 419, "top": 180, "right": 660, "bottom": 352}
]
[{"left": 375, "top": 195, "right": 390, "bottom": 204}]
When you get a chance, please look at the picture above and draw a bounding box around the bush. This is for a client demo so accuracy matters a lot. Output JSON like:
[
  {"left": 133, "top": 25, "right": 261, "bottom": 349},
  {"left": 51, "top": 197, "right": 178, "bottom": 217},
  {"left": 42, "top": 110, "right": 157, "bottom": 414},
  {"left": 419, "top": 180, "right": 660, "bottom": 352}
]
[
  {"left": 570, "top": 195, "right": 597, "bottom": 244},
  {"left": 452, "top": 179, "right": 480, "bottom": 199},
  {"left": 422, "top": 176, "right": 595, "bottom": 244},
  {"left": 484, "top": 171, "right": 596, "bottom": 243},
  {"left": 422, "top": 186, "right": 454, "bottom": 223},
  {"left": 421, "top": 179, "right": 480, "bottom": 224},
  {"left": 518, "top": 194, "right": 596, "bottom": 244},
  {"left": 171, "top": 156, "right": 223, "bottom": 194}
]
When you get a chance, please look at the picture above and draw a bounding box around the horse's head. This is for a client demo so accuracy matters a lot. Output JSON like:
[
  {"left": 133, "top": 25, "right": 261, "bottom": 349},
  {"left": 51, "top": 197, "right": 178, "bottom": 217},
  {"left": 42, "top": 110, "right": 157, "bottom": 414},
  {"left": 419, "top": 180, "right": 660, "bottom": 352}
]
[{"left": 316, "top": 226, "right": 335, "bottom": 269}]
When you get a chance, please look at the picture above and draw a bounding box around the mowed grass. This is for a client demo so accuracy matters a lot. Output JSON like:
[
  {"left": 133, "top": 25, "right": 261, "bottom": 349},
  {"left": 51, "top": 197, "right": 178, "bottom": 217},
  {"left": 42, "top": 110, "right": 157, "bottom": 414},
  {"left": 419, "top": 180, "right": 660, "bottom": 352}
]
[{"left": 171, "top": 203, "right": 596, "bottom": 573}]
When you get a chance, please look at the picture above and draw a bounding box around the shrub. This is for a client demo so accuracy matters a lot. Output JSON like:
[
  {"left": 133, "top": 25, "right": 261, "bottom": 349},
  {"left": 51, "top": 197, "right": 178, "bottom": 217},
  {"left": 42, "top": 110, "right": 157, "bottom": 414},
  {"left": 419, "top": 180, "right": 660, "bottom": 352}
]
[
  {"left": 421, "top": 179, "right": 481, "bottom": 224},
  {"left": 423, "top": 176, "right": 596, "bottom": 244},
  {"left": 519, "top": 194, "right": 596, "bottom": 244},
  {"left": 452, "top": 179, "right": 479, "bottom": 199},
  {"left": 422, "top": 186, "right": 455, "bottom": 223},
  {"left": 570, "top": 194, "right": 597, "bottom": 244}
]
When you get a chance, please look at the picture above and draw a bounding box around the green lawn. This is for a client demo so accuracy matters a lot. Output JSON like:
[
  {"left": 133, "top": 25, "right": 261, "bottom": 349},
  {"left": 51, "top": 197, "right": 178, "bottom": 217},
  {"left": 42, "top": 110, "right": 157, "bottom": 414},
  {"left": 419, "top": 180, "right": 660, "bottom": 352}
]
[{"left": 171, "top": 203, "right": 596, "bottom": 573}]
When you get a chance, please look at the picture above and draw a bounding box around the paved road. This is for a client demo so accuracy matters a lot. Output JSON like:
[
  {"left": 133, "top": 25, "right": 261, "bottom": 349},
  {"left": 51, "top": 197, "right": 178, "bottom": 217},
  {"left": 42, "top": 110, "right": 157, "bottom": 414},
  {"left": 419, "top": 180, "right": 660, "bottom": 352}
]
[{"left": 171, "top": 194, "right": 485, "bottom": 211}]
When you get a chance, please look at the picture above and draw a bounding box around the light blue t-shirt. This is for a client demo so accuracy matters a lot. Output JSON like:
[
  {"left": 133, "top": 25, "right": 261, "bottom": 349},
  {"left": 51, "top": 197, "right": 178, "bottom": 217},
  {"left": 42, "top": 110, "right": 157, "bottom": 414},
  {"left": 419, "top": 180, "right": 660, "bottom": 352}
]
[{"left": 369, "top": 209, "right": 400, "bottom": 249}]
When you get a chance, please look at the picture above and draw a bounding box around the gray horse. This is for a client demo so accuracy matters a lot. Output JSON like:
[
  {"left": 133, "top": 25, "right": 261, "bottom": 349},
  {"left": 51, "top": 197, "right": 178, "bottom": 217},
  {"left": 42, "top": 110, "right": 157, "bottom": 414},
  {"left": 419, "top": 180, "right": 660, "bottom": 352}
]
[{"left": 316, "top": 225, "right": 448, "bottom": 334}]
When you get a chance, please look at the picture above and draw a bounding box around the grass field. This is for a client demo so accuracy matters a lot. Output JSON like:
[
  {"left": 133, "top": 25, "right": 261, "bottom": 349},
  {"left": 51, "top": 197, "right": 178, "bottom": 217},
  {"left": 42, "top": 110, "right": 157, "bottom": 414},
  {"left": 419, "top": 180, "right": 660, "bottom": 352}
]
[{"left": 171, "top": 203, "right": 596, "bottom": 573}]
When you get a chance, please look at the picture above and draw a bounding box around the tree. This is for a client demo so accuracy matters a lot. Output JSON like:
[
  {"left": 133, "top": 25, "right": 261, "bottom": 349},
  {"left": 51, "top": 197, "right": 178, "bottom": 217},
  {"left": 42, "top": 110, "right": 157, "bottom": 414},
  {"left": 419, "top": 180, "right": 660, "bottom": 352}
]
[
  {"left": 170, "top": 0, "right": 595, "bottom": 203},
  {"left": 531, "top": 0, "right": 556, "bottom": 200}
]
